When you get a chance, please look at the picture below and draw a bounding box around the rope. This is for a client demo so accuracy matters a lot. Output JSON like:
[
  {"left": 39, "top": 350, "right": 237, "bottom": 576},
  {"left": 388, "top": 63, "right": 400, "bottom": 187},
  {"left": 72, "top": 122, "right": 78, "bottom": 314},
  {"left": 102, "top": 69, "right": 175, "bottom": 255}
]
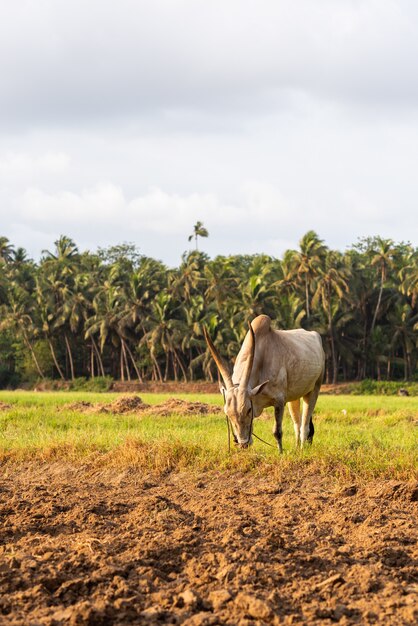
[
  {"left": 251, "top": 431, "right": 276, "bottom": 448},
  {"left": 226, "top": 414, "right": 231, "bottom": 453},
  {"left": 223, "top": 396, "right": 276, "bottom": 451},
  {"left": 250, "top": 400, "right": 275, "bottom": 448}
]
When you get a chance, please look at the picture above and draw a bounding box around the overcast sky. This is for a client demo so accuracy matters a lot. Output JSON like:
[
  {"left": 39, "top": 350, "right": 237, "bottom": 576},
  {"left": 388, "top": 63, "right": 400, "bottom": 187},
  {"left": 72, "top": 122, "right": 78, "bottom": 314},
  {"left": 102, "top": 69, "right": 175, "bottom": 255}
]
[{"left": 1, "top": 0, "right": 417, "bottom": 265}]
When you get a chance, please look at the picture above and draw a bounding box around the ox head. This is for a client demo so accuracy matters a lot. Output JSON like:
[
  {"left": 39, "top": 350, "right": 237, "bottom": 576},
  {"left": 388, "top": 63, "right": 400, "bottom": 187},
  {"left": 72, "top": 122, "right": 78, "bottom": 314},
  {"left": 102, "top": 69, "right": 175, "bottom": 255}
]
[{"left": 204, "top": 323, "right": 269, "bottom": 448}]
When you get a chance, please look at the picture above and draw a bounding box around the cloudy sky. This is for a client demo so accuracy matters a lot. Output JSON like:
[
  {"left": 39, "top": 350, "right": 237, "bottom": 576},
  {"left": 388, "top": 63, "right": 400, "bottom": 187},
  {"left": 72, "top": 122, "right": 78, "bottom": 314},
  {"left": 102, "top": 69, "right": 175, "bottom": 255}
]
[{"left": 1, "top": 0, "right": 417, "bottom": 265}]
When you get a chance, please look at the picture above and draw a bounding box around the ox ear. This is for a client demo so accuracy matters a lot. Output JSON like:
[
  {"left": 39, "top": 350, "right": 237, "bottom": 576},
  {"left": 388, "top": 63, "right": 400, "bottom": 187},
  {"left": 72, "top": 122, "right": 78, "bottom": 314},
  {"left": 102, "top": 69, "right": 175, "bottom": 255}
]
[{"left": 250, "top": 380, "right": 270, "bottom": 397}]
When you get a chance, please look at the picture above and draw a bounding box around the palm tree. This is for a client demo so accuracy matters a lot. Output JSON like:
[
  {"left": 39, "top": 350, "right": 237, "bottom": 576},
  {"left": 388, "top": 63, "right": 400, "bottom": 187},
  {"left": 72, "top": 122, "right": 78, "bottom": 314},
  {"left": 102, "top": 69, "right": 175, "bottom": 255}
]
[
  {"left": 399, "top": 248, "right": 418, "bottom": 308},
  {"left": 0, "top": 237, "right": 15, "bottom": 264},
  {"left": 370, "top": 237, "right": 395, "bottom": 332},
  {"left": 35, "top": 276, "right": 65, "bottom": 380},
  {"left": 288, "top": 231, "right": 327, "bottom": 320},
  {"left": 188, "top": 221, "right": 209, "bottom": 251},
  {"left": 13, "top": 247, "right": 28, "bottom": 264},
  {"left": 42, "top": 235, "right": 79, "bottom": 263},
  {"left": 312, "top": 252, "right": 350, "bottom": 383},
  {"left": 388, "top": 301, "right": 418, "bottom": 380},
  {"left": 85, "top": 279, "right": 126, "bottom": 380},
  {"left": 236, "top": 255, "right": 278, "bottom": 323},
  {"left": 0, "top": 298, "right": 45, "bottom": 379},
  {"left": 141, "top": 291, "right": 188, "bottom": 381},
  {"left": 204, "top": 256, "right": 241, "bottom": 312}
]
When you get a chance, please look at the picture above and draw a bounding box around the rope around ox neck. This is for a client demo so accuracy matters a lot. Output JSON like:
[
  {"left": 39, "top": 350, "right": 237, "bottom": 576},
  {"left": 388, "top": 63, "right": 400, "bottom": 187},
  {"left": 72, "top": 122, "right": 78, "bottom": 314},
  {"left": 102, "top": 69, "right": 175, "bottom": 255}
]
[{"left": 224, "top": 400, "right": 276, "bottom": 452}]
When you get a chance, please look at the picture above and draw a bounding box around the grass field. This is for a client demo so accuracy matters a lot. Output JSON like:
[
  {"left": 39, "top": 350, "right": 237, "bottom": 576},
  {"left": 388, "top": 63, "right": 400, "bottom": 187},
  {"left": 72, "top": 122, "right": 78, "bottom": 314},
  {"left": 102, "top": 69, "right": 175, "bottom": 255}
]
[{"left": 0, "top": 391, "right": 416, "bottom": 479}]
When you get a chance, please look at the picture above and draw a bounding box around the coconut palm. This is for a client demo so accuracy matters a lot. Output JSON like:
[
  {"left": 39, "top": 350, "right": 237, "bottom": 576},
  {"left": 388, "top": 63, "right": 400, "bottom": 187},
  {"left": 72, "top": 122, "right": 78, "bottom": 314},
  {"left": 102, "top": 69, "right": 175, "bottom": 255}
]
[
  {"left": 288, "top": 231, "right": 327, "bottom": 321},
  {"left": 370, "top": 237, "right": 396, "bottom": 332},
  {"left": 312, "top": 252, "right": 350, "bottom": 383},
  {"left": 399, "top": 248, "right": 418, "bottom": 309},
  {"left": 388, "top": 301, "right": 418, "bottom": 380},
  {"left": 0, "top": 298, "right": 45, "bottom": 379},
  {"left": 188, "top": 221, "right": 209, "bottom": 251},
  {"left": 0, "top": 237, "right": 15, "bottom": 264}
]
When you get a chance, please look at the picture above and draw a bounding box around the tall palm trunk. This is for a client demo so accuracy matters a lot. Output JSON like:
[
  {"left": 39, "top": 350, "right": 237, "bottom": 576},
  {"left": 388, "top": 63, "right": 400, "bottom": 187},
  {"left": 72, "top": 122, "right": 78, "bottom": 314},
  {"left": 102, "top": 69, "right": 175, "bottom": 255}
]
[
  {"left": 124, "top": 341, "right": 143, "bottom": 382},
  {"left": 47, "top": 337, "right": 65, "bottom": 380},
  {"left": 90, "top": 344, "right": 95, "bottom": 379},
  {"left": 172, "top": 352, "right": 178, "bottom": 381},
  {"left": 121, "top": 340, "right": 131, "bottom": 381},
  {"left": 327, "top": 300, "right": 337, "bottom": 384},
  {"left": 64, "top": 333, "right": 75, "bottom": 380},
  {"left": 386, "top": 355, "right": 391, "bottom": 380},
  {"left": 305, "top": 276, "right": 310, "bottom": 319},
  {"left": 120, "top": 346, "right": 125, "bottom": 381},
  {"left": 22, "top": 330, "right": 45, "bottom": 379},
  {"left": 173, "top": 348, "right": 188, "bottom": 381},
  {"left": 151, "top": 352, "right": 163, "bottom": 382},
  {"left": 91, "top": 337, "right": 105, "bottom": 377},
  {"left": 371, "top": 265, "right": 385, "bottom": 332},
  {"left": 164, "top": 352, "right": 170, "bottom": 381},
  {"left": 403, "top": 339, "right": 410, "bottom": 381}
]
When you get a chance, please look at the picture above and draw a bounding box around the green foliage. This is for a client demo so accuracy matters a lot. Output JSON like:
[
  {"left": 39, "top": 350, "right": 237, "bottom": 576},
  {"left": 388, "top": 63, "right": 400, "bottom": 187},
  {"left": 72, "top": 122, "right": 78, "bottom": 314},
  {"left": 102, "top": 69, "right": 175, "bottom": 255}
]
[
  {"left": 17, "top": 339, "right": 54, "bottom": 382},
  {"left": 0, "top": 232, "right": 417, "bottom": 386},
  {"left": 68, "top": 376, "right": 113, "bottom": 392},
  {"left": 351, "top": 379, "right": 418, "bottom": 396}
]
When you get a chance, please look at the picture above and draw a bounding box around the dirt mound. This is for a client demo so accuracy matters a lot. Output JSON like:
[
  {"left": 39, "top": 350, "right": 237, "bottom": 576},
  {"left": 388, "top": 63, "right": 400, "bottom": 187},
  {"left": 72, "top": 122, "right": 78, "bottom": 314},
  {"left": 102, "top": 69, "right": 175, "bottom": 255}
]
[
  {"left": 143, "top": 398, "right": 222, "bottom": 417},
  {"left": 103, "top": 397, "right": 222, "bottom": 417},
  {"left": 65, "top": 401, "right": 94, "bottom": 411},
  {"left": 0, "top": 465, "right": 417, "bottom": 625},
  {"left": 102, "top": 395, "right": 149, "bottom": 414},
  {"left": 61, "top": 396, "right": 221, "bottom": 417}
]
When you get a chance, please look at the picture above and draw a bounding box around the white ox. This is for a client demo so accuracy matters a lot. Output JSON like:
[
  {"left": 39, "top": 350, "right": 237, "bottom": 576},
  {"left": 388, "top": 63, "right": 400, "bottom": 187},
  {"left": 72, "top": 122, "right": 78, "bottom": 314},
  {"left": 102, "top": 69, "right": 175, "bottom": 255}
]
[{"left": 204, "top": 314, "right": 325, "bottom": 451}]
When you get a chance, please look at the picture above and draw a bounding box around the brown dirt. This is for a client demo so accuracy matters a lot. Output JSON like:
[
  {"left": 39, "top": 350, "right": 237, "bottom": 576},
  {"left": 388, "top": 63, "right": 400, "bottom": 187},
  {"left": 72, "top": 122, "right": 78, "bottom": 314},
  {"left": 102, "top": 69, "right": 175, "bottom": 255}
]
[
  {"left": 63, "top": 397, "right": 149, "bottom": 414},
  {"left": 63, "top": 396, "right": 222, "bottom": 416},
  {"left": 320, "top": 384, "right": 355, "bottom": 395},
  {"left": 140, "top": 399, "right": 222, "bottom": 417},
  {"left": 0, "top": 465, "right": 416, "bottom": 625},
  {"left": 65, "top": 400, "right": 96, "bottom": 412},
  {"left": 102, "top": 396, "right": 149, "bottom": 414},
  {"left": 0, "top": 402, "right": 11, "bottom": 411}
]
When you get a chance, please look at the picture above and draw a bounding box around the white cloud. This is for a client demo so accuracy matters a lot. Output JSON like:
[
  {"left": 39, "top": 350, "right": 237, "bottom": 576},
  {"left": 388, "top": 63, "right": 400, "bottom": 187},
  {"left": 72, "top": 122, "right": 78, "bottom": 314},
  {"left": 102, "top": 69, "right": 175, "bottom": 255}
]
[
  {"left": 18, "top": 181, "right": 294, "bottom": 233},
  {"left": 21, "top": 183, "right": 125, "bottom": 222},
  {"left": 0, "top": 152, "right": 70, "bottom": 180}
]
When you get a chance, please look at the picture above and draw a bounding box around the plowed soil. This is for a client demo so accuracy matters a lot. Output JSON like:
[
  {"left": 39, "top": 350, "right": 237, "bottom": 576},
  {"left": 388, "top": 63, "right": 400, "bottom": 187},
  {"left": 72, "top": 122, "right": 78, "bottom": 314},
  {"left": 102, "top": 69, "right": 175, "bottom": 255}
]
[{"left": 0, "top": 465, "right": 417, "bottom": 625}]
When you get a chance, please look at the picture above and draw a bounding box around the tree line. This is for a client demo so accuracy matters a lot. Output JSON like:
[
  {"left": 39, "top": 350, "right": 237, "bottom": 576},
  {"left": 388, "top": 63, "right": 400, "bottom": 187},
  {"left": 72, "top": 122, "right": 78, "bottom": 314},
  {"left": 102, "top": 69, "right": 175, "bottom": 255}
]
[{"left": 0, "top": 231, "right": 417, "bottom": 387}]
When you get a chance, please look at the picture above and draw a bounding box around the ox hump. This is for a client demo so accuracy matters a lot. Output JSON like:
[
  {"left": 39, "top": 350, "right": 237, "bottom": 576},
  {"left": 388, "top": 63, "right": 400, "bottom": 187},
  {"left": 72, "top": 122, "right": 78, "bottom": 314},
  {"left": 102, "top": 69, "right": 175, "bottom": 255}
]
[{"left": 251, "top": 314, "right": 272, "bottom": 336}]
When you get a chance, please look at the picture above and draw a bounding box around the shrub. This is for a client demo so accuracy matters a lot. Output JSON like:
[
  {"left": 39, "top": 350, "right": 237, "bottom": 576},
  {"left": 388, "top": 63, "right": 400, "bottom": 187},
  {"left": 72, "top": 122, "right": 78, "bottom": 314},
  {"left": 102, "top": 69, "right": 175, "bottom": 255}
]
[
  {"left": 68, "top": 376, "right": 113, "bottom": 392},
  {"left": 352, "top": 379, "right": 418, "bottom": 396}
]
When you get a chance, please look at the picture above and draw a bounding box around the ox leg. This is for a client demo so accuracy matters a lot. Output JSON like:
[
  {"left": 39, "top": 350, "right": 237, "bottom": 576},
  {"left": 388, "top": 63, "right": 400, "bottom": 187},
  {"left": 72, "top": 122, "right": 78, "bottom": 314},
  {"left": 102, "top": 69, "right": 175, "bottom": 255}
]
[
  {"left": 273, "top": 401, "right": 285, "bottom": 453},
  {"left": 288, "top": 399, "right": 301, "bottom": 447},
  {"left": 300, "top": 383, "right": 321, "bottom": 446}
]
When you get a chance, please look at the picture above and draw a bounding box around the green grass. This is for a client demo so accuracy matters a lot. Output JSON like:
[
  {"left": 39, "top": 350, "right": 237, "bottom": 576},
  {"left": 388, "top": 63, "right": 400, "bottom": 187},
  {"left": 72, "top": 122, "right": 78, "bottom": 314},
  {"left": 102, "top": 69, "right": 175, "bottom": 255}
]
[{"left": 0, "top": 391, "right": 417, "bottom": 479}]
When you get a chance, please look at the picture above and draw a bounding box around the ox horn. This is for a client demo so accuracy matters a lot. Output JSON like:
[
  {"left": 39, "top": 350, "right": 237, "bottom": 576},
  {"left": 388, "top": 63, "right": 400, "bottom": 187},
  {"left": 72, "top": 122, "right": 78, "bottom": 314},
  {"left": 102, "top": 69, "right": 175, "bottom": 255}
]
[
  {"left": 203, "top": 326, "right": 233, "bottom": 390},
  {"left": 239, "top": 321, "right": 256, "bottom": 391}
]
